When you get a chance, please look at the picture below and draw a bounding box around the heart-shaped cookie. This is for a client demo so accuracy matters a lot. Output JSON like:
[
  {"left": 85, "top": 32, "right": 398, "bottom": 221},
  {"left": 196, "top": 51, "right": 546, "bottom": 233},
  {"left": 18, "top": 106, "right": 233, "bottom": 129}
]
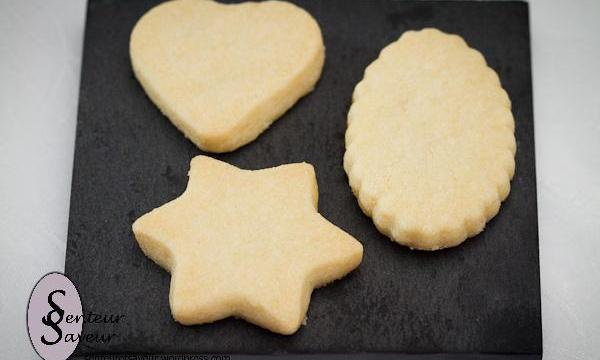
[{"left": 130, "top": 0, "right": 325, "bottom": 152}]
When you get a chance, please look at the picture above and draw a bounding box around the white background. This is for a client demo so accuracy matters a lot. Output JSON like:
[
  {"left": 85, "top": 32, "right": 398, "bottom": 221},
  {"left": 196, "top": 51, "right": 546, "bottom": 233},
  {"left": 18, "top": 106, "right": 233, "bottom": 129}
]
[{"left": 1, "top": 0, "right": 598, "bottom": 359}]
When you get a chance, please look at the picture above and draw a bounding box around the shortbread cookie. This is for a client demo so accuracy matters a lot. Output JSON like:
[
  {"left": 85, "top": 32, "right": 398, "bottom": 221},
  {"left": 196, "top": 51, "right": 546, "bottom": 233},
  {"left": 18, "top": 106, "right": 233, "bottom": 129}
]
[
  {"left": 130, "top": 0, "right": 325, "bottom": 152},
  {"left": 344, "top": 28, "right": 516, "bottom": 250},
  {"left": 132, "top": 156, "right": 363, "bottom": 334}
]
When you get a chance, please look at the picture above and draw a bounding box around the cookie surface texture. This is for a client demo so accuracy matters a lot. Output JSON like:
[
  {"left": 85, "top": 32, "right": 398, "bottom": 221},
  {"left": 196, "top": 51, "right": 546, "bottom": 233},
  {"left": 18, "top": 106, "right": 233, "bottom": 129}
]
[
  {"left": 132, "top": 156, "right": 363, "bottom": 334},
  {"left": 130, "top": 0, "right": 325, "bottom": 152},
  {"left": 344, "top": 28, "right": 516, "bottom": 250}
]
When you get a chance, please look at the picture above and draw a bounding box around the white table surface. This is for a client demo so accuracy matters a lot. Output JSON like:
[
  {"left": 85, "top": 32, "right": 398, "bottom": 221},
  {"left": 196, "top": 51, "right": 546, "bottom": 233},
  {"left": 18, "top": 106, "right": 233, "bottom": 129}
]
[{"left": 1, "top": 0, "right": 598, "bottom": 359}]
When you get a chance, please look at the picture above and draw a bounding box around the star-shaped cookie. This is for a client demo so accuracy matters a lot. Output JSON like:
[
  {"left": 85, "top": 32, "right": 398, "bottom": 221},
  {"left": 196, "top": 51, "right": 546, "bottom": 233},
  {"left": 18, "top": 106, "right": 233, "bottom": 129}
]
[{"left": 132, "top": 156, "right": 363, "bottom": 334}]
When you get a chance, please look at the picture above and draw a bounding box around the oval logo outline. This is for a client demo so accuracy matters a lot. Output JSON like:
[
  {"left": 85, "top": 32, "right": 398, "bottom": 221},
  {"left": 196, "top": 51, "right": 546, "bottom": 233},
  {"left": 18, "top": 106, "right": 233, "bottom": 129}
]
[{"left": 27, "top": 272, "right": 83, "bottom": 360}]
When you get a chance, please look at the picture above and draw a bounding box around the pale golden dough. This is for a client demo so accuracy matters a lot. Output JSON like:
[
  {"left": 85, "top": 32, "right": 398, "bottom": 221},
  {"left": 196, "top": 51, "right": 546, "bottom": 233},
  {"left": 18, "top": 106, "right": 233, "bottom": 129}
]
[
  {"left": 344, "top": 28, "right": 516, "bottom": 250},
  {"left": 132, "top": 156, "right": 363, "bottom": 334},
  {"left": 130, "top": 0, "right": 325, "bottom": 152}
]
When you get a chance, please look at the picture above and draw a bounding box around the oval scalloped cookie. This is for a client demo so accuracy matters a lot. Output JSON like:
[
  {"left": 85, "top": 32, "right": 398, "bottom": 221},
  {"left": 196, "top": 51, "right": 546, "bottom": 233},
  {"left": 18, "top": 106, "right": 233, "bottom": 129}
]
[
  {"left": 130, "top": 0, "right": 324, "bottom": 153},
  {"left": 344, "top": 28, "right": 516, "bottom": 250}
]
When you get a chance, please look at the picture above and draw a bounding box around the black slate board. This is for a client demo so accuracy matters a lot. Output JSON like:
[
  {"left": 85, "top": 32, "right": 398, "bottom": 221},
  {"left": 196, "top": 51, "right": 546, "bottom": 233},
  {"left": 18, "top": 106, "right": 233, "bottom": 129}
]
[{"left": 65, "top": 0, "right": 541, "bottom": 358}]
